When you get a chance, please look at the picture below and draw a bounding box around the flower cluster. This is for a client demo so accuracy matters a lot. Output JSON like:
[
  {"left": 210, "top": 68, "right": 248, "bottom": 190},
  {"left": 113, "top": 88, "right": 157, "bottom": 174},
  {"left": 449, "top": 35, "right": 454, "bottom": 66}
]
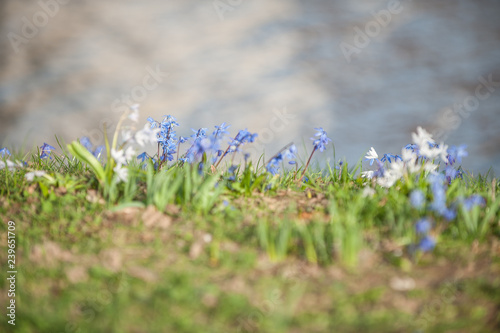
[
  {"left": 312, "top": 127, "right": 332, "bottom": 152},
  {"left": 361, "top": 127, "right": 464, "bottom": 188},
  {"left": 266, "top": 144, "right": 297, "bottom": 175},
  {"left": 415, "top": 218, "right": 436, "bottom": 252}
]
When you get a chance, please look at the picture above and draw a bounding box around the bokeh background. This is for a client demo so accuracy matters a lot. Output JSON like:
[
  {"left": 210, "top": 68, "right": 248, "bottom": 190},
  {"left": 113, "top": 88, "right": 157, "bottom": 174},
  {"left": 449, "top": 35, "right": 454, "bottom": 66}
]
[{"left": 1, "top": 0, "right": 499, "bottom": 174}]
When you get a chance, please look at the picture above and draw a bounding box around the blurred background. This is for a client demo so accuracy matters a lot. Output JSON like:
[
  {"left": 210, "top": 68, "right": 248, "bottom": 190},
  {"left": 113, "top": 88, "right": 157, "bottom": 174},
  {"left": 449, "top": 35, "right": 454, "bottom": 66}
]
[{"left": 0, "top": 0, "right": 499, "bottom": 174}]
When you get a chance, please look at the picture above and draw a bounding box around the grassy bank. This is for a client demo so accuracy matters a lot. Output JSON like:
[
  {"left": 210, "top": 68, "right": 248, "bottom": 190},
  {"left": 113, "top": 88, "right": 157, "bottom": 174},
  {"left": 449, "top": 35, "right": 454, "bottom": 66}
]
[{"left": 1, "top": 113, "right": 499, "bottom": 332}]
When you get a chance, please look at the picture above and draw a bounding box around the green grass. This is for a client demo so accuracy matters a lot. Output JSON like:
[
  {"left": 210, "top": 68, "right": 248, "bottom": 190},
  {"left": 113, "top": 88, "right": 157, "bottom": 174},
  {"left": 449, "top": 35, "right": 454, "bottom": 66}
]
[{"left": 1, "top": 144, "right": 499, "bottom": 333}]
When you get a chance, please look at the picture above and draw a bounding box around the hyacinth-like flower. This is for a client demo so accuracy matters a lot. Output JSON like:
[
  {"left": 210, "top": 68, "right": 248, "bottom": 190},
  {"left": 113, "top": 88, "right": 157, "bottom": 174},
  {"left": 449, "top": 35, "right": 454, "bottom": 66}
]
[
  {"left": 0, "top": 147, "right": 11, "bottom": 158},
  {"left": 0, "top": 159, "right": 23, "bottom": 171},
  {"left": 266, "top": 144, "right": 297, "bottom": 175},
  {"left": 157, "top": 115, "right": 179, "bottom": 163},
  {"left": 25, "top": 170, "right": 47, "bottom": 182},
  {"left": 182, "top": 128, "right": 209, "bottom": 163},
  {"left": 418, "top": 235, "right": 436, "bottom": 252},
  {"left": 415, "top": 218, "right": 431, "bottom": 235},
  {"left": 80, "top": 137, "right": 105, "bottom": 159},
  {"left": 428, "top": 173, "right": 456, "bottom": 220},
  {"left": 462, "top": 194, "right": 486, "bottom": 211},
  {"left": 128, "top": 104, "right": 140, "bottom": 122},
  {"left": 312, "top": 128, "right": 332, "bottom": 152},
  {"left": 135, "top": 124, "right": 161, "bottom": 147},
  {"left": 213, "top": 122, "right": 230, "bottom": 140},
  {"left": 446, "top": 145, "right": 468, "bottom": 165},
  {"left": 380, "top": 153, "right": 402, "bottom": 163},
  {"left": 40, "top": 143, "right": 56, "bottom": 159},
  {"left": 137, "top": 152, "right": 149, "bottom": 163},
  {"left": 413, "top": 217, "right": 436, "bottom": 252},
  {"left": 410, "top": 189, "right": 425, "bottom": 209},
  {"left": 298, "top": 128, "right": 332, "bottom": 182},
  {"left": 365, "top": 147, "right": 379, "bottom": 166},
  {"left": 228, "top": 129, "right": 258, "bottom": 153},
  {"left": 214, "top": 129, "right": 257, "bottom": 168},
  {"left": 361, "top": 127, "right": 465, "bottom": 188},
  {"left": 412, "top": 126, "right": 448, "bottom": 162}
]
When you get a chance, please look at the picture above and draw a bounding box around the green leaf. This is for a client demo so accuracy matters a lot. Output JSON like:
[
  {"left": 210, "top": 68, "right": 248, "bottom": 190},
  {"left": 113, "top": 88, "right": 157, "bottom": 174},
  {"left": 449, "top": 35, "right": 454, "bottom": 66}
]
[{"left": 67, "top": 141, "right": 106, "bottom": 182}]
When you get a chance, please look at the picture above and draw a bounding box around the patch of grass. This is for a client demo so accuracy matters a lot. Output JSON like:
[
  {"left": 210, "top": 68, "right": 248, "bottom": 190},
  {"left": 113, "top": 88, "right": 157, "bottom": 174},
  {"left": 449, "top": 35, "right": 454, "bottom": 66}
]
[{"left": 1, "top": 125, "right": 499, "bottom": 332}]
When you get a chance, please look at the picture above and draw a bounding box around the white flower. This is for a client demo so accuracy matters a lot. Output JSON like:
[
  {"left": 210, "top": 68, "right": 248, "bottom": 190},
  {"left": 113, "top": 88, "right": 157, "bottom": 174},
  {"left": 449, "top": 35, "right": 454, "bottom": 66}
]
[
  {"left": 0, "top": 160, "right": 22, "bottom": 171},
  {"left": 124, "top": 146, "right": 136, "bottom": 163},
  {"left": 121, "top": 129, "right": 133, "bottom": 142},
  {"left": 419, "top": 142, "right": 448, "bottom": 162},
  {"left": 114, "top": 165, "right": 129, "bottom": 183},
  {"left": 365, "top": 147, "right": 378, "bottom": 161},
  {"left": 423, "top": 162, "right": 438, "bottom": 173},
  {"left": 111, "top": 148, "right": 126, "bottom": 166},
  {"left": 25, "top": 170, "right": 47, "bottom": 182},
  {"left": 401, "top": 148, "right": 417, "bottom": 164},
  {"left": 361, "top": 170, "right": 374, "bottom": 179},
  {"left": 412, "top": 127, "right": 434, "bottom": 150},
  {"left": 438, "top": 143, "right": 449, "bottom": 163},
  {"left": 388, "top": 160, "right": 405, "bottom": 178},
  {"left": 377, "top": 171, "right": 398, "bottom": 188},
  {"left": 407, "top": 162, "right": 422, "bottom": 174},
  {"left": 112, "top": 147, "right": 136, "bottom": 166},
  {"left": 128, "top": 104, "right": 140, "bottom": 122},
  {"left": 135, "top": 124, "right": 160, "bottom": 147}
]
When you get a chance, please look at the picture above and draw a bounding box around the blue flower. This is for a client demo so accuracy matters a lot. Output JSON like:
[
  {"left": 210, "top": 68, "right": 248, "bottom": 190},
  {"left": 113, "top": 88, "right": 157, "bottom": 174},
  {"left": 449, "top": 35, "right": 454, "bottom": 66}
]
[
  {"left": 442, "top": 208, "right": 456, "bottom": 221},
  {"left": 284, "top": 144, "right": 297, "bottom": 160},
  {"left": 212, "top": 122, "right": 230, "bottom": 139},
  {"left": 80, "top": 137, "right": 93, "bottom": 151},
  {"left": 266, "top": 153, "right": 282, "bottom": 175},
  {"left": 312, "top": 128, "right": 332, "bottom": 152},
  {"left": 418, "top": 235, "right": 436, "bottom": 252},
  {"left": 410, "top": 190, "right": 425, "bottom": 209},
  {"left": 227, "top": 129, "right": 258, "bottom": 153},
  {"left": 80, "top": 137, "right": 104, "bottom": 159},
  {"left": 372, "top": 159, "right": 385, "bottom": 178},
  {"left": 227, "top": 165, "right": 238, "bottom": 180},
  {"left": 40, "top": 143, "right": 56, "bottom": 159},
  {"left": 0, "top": 147, "right": 11, "bottom": 158},
  {"left": 156, "top": 115, "right": 180, "bottom": 163},
  {"left": 137, "top": 152, "right": 149, "bottom": 163},
  {"left": 428, "top": 173, "right": 451, "bottom": 217},
  {"left": 447, "top": 145, "right": 468, "bottom": 165},
  {"left": 266, "top": 144, "right": 297, "bottom": 175},
  {"left": 444, "top": 165, "right": 461, "bottom": 183},
  {"left": 415, "top": 218, "right": 431, "bottom": 235},
  {"left": 463, "top": 195, "right": 486, "bottom": 211},
  {"left": 381, "top": 153, "right": 396, "bottom": 163}
]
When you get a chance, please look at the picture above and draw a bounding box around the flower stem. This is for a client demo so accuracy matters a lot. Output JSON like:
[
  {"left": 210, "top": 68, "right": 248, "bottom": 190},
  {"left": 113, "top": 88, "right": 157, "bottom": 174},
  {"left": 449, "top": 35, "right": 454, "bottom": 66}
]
[{"left": 298, "top": 146, "right": 316, "bottom": 183}]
